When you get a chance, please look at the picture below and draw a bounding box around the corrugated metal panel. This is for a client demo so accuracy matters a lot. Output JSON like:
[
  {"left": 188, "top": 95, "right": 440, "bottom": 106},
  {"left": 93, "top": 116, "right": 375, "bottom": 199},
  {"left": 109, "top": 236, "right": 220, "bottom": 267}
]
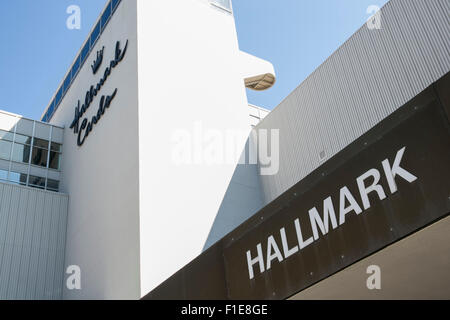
[
  {"left": 0, "top": 182, "right": 68, "bottom": 300},
  {"left": 256, "top": 0, "right": 450, "bottom": 203}
]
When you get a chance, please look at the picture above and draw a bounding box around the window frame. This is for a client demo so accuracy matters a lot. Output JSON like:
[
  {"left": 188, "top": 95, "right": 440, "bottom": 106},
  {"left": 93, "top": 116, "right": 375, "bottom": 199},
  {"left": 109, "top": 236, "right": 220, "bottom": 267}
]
[
  {"left": 46, "top": 178, "right": 60, "bottom": 192},
  {"left": 8, "top": 171, "right": 28, "bottom": 186},
  {"left": 11, "top": 142, "right": 31, "bottom": 164},
  {"left": 28, "top": 175, "right": 46, "bottom": 190},
  {"left": 14, "top": 133, "right": 32, "bottom": 145},
  {"left": 30, "top": 146, "right": 49, "bottom": 168},
  {"left": 0, "top": 139, "right": 13, "bottom": 161},
  {"left": 48, "top": 150, "right": 62, "bottom": 170},
  {"left": 0, "top": 129, "right": 14, "bottom": 141},
  {"left": 0, "top": 168, "right": 8, "bottom": 181},
  {"left": 0, "top": 120, "right": 61, "bottom": 192}
]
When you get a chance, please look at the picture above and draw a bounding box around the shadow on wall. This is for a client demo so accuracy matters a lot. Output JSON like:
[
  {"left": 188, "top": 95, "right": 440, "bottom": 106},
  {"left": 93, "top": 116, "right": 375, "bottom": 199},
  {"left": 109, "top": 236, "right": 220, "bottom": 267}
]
[{"left": 202, "top": 137, "right": 265, "bottom": 251}]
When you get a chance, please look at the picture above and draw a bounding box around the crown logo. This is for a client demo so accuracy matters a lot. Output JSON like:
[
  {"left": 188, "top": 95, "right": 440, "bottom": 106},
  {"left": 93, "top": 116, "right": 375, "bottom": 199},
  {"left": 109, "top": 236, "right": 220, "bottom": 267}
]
[{"left": 91, "top": 46, "right": 105, "bottom": 74}]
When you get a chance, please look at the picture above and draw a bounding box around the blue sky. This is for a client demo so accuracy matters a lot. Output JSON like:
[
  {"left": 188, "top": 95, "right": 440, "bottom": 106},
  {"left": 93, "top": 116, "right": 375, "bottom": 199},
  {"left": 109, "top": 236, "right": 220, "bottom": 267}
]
[{"left": 0, "top": 0, "right": 388, "bottom": 120}]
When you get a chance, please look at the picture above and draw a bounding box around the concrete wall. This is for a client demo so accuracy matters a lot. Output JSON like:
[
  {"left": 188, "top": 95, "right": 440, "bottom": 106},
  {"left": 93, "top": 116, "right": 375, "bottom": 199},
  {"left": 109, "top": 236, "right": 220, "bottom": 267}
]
[
  {"left": 0, "top": 182, "right": 68, "bottom": 300},
  {"left": 136, "top": 0, "right": 271, "bottom": 295},
  {"left": 202, "top": 145, "right": 265, "bottom": 250},
  {"left": 203, "top": 105, "right": 270, "bottom": 250},
  {"left": 256, "top": 0, "right": 450, "bottom": 204},
  {"left": 49, "top": 0, "right": 141, "bottom": 299}
]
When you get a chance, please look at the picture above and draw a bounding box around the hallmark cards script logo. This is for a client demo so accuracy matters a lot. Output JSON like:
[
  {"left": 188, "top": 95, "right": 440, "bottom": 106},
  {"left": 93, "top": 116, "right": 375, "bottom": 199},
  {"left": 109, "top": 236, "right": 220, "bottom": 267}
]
[{"left": 69, "top": 40, "right": 128, "bottom": 146}]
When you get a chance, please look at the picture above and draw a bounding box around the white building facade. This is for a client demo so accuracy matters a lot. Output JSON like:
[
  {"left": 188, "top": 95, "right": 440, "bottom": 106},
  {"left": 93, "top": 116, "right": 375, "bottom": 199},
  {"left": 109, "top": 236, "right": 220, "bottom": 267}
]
[
  {"left": 41, "top": 0, "right": 273, "bottom": 299},
  {"left": 1, "top": 0, "right": 449, "bottom": 300}
]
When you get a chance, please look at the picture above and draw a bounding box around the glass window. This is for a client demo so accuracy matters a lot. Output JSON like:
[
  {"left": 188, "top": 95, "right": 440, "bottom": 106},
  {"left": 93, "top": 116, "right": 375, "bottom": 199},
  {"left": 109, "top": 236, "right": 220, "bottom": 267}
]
[
  {"left": 112, "top": 0, "right": 121, "bottom": 12},
  {"left": 0, "top": 130, "right": 14, "bottom": 141},
  {"left": 211, "top": 0, "right": 232, "bottom": 11},
  {"left": 47, "top": 179, "right": 59, "bottom": 192},
  {"left": 63, "top": 73, "right": 72, "bottom": 93},
  {"left": 28, "top": 175, "right": 46, "bottom": 189},
  {"left": 33, "top": 138, "right": 49, "bottom": 149},
  {"left": 101, "top": 3, "right": 112, "bottom": 31},
  {"left": 71, "top": 56, "right": 80, "bottom": 78},
  {"left": 0, "top": 169, "right": 7, "bottom": 181},
  {"left": 50, "top": 142, "right": 62, "bottom": 152},
  {"left": 9, "top": 172, "right": 27, "bottom": 186},
  {"left": 81, "top": 40, "right": 90, "bottom": 64},
  {"left": 31, "top": 147, "right": 48, "bottom": 167},
  {"left": 49, "top": 151, "right": 61, "bottom": 170},
  {"left": 90, "top": 21, "right": 101, "bottom": 47},
  {"left": 47, "top": 99, "right": 55, "bottom": 119},
  {"left": 12, "top": 143, "right": 31, "bottom": 163},
  {"left": 15, "top": 133, "right": 32, "bottom": 145},
  {"left": 55, "top": 87, "right": 63, "bottom": 107},
  {"left": 0, "top": 140, "right": 12, "bottom": 160}
]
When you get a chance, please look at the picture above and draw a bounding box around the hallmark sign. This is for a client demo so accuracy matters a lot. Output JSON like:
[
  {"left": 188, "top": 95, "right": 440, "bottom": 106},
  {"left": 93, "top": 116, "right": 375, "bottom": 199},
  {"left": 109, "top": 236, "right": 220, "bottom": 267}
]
[
  {"left": 70, "top": 40, "right": 128, "bottom": 146},
  {"left": 246, "top": 146, "right": 417, "bottom": 280},
  {"left": 222, "top": 83, "right": 450, "bottom": 299}
]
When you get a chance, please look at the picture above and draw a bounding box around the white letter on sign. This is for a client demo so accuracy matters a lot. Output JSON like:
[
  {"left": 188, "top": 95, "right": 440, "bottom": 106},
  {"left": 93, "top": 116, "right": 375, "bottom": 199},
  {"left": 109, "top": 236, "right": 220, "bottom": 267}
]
[
  {"left": 247, "top": 244, "right": 265, "bottom": 280},
  {"left": 357, "top": 168, "right": 387, "bottom": 210},
  {"left": 382, "top": 147, "right": 418, "bottom": 194}
]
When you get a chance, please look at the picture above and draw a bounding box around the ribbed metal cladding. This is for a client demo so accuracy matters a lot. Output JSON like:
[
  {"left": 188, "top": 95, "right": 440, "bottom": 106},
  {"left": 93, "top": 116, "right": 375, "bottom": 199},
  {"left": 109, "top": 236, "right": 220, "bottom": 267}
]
[
  {"left": 256, "top": 0, "right": 450, "bottom": 204},
  {"left": 0, "top": 182, "right": 68, "bottom": 300}
]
